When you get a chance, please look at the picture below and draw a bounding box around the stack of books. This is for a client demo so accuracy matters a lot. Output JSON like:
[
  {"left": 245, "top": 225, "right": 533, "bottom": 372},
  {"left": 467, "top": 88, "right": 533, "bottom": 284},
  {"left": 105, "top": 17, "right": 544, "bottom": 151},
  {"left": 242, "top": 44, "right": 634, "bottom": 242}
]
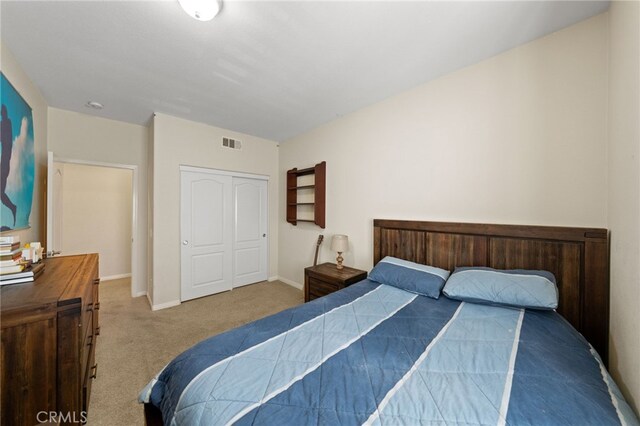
[
  {"left": 0, "top": 236, "right": 23, "bottom": 274},
  {"left": 0, "top": 236, "right": 46, "bottom": 286},
  {"left": 0, "top": 261, "right": 45, "bottom": 285}
]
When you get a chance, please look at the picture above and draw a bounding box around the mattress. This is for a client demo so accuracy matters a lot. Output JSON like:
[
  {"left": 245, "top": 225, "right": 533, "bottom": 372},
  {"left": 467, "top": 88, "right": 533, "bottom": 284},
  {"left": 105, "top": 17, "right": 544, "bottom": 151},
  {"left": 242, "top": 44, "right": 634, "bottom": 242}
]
[{"left": 140, "top": 279, "right": 639, "bottom": 425}]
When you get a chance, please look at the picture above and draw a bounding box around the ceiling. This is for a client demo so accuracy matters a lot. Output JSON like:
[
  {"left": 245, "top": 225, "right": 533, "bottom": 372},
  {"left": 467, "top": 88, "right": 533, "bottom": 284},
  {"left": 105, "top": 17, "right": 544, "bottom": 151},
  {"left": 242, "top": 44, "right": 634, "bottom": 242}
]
[{"left": 1, "top": 1, "right": 609, "bottom": 142}]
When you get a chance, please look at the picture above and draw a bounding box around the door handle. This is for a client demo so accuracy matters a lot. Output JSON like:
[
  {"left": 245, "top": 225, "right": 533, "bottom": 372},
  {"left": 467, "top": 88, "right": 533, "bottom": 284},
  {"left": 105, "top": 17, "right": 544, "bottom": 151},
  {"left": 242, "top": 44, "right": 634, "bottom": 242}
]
[
  {"left": 183, "top": 240, "right": 189, "bottom": 245},
  {"left": 263, "top": 234, "right": 266, "bottom": 237}
]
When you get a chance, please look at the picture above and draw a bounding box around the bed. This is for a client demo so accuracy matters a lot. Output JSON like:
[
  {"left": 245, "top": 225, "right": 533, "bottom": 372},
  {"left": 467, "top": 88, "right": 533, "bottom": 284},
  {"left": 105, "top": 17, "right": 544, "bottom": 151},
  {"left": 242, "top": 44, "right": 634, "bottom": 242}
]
[{"left": 141, "top": 219, "right": 639, "bottom": 425}]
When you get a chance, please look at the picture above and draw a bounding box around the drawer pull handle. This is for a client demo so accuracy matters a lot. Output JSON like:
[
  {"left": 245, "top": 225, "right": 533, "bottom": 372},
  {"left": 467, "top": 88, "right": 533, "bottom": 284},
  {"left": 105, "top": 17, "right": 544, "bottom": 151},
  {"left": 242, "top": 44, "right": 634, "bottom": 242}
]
[
  {"left": 95, "top": 302, "right": 100, "bottom": 310},
  {"left": 90, "top": 364, "right": 98, "bottom": 379},
  {"left": 87, "top": 335, "right": 93, "bottom": 347},
  {"left": 95, "top": 326, "right": 101, "bottom": 336},
  {"left": 86, "top": 303, "right": 93, "bottom": 312},
  {"left": 93, "top": 279, "right": 100, "bottom": 285}
]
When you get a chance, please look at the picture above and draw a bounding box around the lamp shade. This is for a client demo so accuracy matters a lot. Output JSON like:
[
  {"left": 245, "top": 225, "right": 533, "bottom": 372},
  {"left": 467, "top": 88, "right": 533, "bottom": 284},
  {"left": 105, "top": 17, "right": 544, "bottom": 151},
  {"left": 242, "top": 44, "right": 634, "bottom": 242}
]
[{"left": 330, "top": 235, "right": 349, "bottom": 252}]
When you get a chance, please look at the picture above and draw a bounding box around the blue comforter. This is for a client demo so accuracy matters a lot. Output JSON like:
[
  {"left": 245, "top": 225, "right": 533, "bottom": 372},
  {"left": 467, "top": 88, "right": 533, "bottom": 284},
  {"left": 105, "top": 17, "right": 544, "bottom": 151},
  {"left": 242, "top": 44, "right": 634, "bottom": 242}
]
[{"left": 140, "top": 280, "right": 639, "bottom": 425}]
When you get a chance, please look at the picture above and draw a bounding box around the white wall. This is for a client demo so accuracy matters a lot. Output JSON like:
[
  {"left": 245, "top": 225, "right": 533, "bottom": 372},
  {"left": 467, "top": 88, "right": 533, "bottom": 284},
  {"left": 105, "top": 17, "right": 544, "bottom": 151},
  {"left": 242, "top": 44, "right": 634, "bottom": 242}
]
[
  {"left": 607, "top": 1, "right": 640, "bottom": 414},
  {"left": 59, "top": 163, "right": 132, "bottom": 279},
  {"left": 47, "top": 107, "right": 148, "bottom": 296},
  {"left": 150, "top": 113, "right": 279, "bottom": 308},
  {"left": 0, "top": 41, "right": 47, "bottom": 243},
  {"left": 279, "top": 14, "right": 608, "bottom": 286}
]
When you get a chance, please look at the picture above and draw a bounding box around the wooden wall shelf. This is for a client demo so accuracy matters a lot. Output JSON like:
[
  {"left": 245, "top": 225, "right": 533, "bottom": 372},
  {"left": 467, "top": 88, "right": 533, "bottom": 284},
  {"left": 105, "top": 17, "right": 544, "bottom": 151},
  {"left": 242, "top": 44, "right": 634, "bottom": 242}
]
[{"left": 286, "top": 161, "right": 325, "bottom": 228}]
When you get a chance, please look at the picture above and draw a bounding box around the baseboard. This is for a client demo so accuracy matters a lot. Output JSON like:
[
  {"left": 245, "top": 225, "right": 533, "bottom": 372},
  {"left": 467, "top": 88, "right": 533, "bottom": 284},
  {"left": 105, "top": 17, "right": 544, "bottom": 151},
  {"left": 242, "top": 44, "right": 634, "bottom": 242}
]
[
  {"left": 267, "top": 276, "right": 278, "bottom": 282},
  {"left": 151, "top": 299, "right": 181, "bottom": 311},
  {"left": 132, "top": 291, "right": 147, "bottom": 298},
  {"left": 101, "top": 273, "right": 132, "bottom": 281},
  {"left": 278, "top": 276, "right": 303, "bottom": 290}
]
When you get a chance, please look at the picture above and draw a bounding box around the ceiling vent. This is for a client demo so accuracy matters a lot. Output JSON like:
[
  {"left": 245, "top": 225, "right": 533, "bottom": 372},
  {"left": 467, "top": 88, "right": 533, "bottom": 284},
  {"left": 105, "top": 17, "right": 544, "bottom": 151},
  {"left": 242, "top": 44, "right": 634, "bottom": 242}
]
[{"left": 222, "top": 137, "right": 241, "bottom": 150}]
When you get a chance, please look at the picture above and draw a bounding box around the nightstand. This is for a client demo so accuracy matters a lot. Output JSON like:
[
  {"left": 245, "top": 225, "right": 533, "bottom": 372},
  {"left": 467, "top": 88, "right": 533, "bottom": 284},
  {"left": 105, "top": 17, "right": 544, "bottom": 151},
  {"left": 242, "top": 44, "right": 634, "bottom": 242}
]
[{"left": 304, "top": 262, "right": 368, "bottom": 302}]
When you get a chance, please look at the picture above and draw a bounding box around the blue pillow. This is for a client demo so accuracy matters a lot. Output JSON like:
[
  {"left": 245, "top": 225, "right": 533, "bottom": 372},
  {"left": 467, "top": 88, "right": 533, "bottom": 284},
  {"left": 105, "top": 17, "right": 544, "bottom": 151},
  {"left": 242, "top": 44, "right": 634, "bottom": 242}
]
[
  {"left": 442, "top": 267, "right": 558, "bottom": 310},
  {"left": 368, "top": 256, "right": 450, "bottom": 299}
]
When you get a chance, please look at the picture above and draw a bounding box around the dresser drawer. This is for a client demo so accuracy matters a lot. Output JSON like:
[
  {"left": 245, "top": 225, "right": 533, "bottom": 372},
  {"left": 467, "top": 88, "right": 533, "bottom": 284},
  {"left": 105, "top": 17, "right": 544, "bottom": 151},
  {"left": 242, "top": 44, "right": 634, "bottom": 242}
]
[
  {"left": 93, "top": 278, "right": 100, "bottom": 337},
  {"left": 82, "top": 341, "right": 97, "bottom": 414},
  {"left": 81, "top": 279, "right": 94, "bottom": 343},
  {"left": 81, "top": 311, "right": 94, "bottom": 381}
]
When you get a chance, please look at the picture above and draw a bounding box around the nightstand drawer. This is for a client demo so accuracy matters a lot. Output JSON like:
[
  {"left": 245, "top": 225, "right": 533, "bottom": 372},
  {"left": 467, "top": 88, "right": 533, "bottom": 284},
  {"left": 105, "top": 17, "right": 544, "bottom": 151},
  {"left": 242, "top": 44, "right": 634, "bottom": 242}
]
[{"left": 308, "top": 276, "right": 339, "bottom": 300}]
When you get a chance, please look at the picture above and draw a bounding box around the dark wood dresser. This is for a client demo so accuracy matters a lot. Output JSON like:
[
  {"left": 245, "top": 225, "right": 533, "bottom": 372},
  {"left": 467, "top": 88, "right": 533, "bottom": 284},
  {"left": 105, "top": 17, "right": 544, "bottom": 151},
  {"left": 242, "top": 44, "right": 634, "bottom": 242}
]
[{"left": 1, "top": 254, "right": 100, "bottom": 426}]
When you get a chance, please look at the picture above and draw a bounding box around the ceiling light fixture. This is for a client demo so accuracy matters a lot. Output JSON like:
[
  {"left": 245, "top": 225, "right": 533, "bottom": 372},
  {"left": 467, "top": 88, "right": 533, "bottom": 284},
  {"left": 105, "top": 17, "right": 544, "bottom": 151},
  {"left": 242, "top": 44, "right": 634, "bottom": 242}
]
[
  {"left": 178, "top": 0, "right": 222, "bottom": 21},
  {"left": 85, "top": 101, "right": 104, "bottom": 110}
]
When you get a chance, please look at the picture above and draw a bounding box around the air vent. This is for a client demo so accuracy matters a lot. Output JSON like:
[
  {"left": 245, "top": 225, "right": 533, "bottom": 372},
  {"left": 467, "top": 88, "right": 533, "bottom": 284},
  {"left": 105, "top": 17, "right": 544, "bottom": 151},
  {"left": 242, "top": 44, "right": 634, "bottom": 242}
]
[{"left": 222, "top": 137, "right": 242, "bottom": 150}]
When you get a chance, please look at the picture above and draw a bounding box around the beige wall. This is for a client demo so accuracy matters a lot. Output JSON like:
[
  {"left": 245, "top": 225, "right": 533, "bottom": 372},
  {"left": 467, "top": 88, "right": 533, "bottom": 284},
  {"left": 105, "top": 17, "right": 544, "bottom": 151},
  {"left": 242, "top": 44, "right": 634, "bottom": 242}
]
[
  {"left": 47, "top": 107, "right": 148, "bottom": 296},
  {"left": 59, "top": 163, "right": 133, "bottom": 278},
  {"left": 279, "top": 14, "right": 609, "bottom": 287},
  {"left": 607, "top": 1, "right": 640, "bottom": 415},
  {"left": 150, "top": 113, "right": 279, "bottom": 308},
  {"left": 0, "top": 42, "right": 48, "bottom": 243}
]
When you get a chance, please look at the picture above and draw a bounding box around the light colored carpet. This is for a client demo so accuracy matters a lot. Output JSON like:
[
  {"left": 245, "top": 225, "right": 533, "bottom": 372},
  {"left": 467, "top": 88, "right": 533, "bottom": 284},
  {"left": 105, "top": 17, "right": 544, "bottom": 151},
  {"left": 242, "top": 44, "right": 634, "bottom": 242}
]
[{"left": 87, "top": 278, "right": 303, "bottom": 425}]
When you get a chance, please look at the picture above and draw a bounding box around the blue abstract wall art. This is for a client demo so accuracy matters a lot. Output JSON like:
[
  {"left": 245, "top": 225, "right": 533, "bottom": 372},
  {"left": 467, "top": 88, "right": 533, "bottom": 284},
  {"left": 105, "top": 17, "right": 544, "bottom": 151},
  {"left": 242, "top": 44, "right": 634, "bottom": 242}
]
[{"left": 0, "top": 72, "right": 35, "bottom": 232}]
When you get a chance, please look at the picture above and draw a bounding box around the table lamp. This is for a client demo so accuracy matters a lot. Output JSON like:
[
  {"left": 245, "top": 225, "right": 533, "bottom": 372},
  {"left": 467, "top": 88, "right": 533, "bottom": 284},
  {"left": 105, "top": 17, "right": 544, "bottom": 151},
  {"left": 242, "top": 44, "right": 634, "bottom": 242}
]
[{"left": 330, "top": 234, "right": 349, "bottom": 270}]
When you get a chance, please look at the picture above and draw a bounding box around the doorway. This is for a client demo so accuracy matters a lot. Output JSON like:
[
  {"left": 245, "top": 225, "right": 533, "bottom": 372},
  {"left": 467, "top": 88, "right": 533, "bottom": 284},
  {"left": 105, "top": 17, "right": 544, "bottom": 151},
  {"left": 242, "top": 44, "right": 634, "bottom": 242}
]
[
  {"left": 47, "top": 153, "right": 139, "bottom": 295},
  {"left": 180, "top": 166, "right": 268, "bottom": 302}
]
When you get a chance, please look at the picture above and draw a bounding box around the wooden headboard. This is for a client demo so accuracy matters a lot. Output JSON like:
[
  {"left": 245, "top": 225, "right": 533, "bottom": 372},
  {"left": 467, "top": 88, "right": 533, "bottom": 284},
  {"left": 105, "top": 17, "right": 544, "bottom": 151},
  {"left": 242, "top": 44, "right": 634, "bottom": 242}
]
[{"left": 373, "top": 219, "right": 610, "bottom": 363}]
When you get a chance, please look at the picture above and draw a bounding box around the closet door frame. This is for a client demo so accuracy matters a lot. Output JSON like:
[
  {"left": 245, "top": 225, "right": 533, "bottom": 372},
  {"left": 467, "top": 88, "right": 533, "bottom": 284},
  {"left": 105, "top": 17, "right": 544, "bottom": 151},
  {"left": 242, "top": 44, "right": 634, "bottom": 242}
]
[{"left": 179, "top": 165, "right": 269, "bottom": 299}]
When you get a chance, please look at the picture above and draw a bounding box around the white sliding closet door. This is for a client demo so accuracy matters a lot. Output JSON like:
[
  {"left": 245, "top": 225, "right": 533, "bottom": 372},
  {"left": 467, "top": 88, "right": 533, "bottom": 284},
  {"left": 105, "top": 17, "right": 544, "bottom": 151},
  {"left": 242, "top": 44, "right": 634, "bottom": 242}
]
[
  {"left": 233, "top": 178, "right": 268, "bottom": 287},
  {"left": 181, "top": 168, "right": 268, "bottom": 301},
  {"left": 181, "top": 170, "right": 233, "bottom": 301}
]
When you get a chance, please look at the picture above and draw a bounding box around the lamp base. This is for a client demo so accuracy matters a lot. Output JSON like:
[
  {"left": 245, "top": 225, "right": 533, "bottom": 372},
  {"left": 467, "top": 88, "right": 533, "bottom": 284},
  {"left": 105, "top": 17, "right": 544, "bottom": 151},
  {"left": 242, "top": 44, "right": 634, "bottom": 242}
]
[{"left": 336, "top": 252, "right": 344, "bottom": 270}]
